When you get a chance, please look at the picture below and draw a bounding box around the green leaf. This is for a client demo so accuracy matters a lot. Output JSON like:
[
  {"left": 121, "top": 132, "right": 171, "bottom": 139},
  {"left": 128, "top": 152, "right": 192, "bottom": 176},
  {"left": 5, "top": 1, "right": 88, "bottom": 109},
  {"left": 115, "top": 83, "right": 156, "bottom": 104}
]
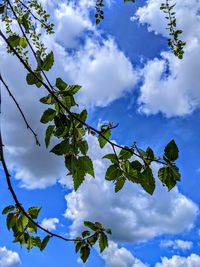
[
  {"left": 0, "top": 4, "right": 5, "bottom": 14},
  {"left": 73, "top": 170, "right": 85, "bottom": 191},
  {"left": 56, "top": 78, "right": 67, "bottom": 90},
  {"left": 84, "top": 221, "right": 97, "bottom": 231},
  {"left": 2, "top": 205, "right": 15, "bottom": 214},
  {"left": 78, "top": 156, "right": 94, "bottom": 177},
  {"left": 164, "top": 140, "right": 179, "bottom": 161},
  {"left": 80, "top": 245, "right": 90, "bottom": 263},
  {"left": 115, "top": 176, "right": 125, "bottom": 192},
  {"left": 146, "top": 147, "right": 154, "bottom": 161},
  {"left": 7, "top": 34, "right": 21, "bottom": 47},
  {"left": 26, "top": 71, "right": 43, "bottom": 87},
  {"left": 42, "top": 51, "right": 54, "bottom": 71},
  {"left": 40, "top": 235, "right": 51, "bottom": 251},
  {"left": 17, "top": 215, "right": 29, "bottom": 232},
  {"left": 50, "top": 140, "right": 72, "bottom": 156},
  {"left": 98, "top": 129, "right": 111, "bottom": 148},
  {"left": 158, "top": 165, "right": 181, "bottom": 191},
  {"left": 79, "top": 109, "right": 87, "bottom": 123},
  {"left": 99, "top": 232, "right": 108, "bottom": 252},
  {"left": 27, "top": 221, "right": 37, "bottom": 233},
  {"left": 40, "top": 94, "right": 54, "bottom": 105},
  {"left": 105, "top": 164, "right": 121, "bottom": 181},
  {"left": 139, "top": 167, "right": 155, "bottom": 195},
  {"left": 40, "top": 109, "right": 56, "bottom": 124},
  {"left": 19, "top": 37, "right": 28, "bottom": 48},
  {"left": 75, "top": 241, "right": 84, "bottom": 253},
  {"left": 118, "top": 148, "right": 133, "bottom": 160},
  {"left": 79, "top": 141, "right": 88, "bottom": 156},
  {"left": 130, "top": 160, "right": 143, "bottom": 171},
  {"left": 82, "top": 230, "right": 90, "bottom": 238},
  {"left": 32, "top": 236, "right": 42, "bottom": 249},
  {"left": 6, "top": 213, "right": 16, "bottom": 230},
  {"left": 28, "top": 207, "right": 41, "bottom": 219},
  {"left": 102, "top": 153, "right": 118, "bottom": 164},
  {"left": 87, "top": 234, "right": 98, "bottom": 246},
  {"left": 45, "top": 125, "right": 54, "bottom": 148},
  {"left": 26, "top": 236, "right": 34, "bottom": 250}
]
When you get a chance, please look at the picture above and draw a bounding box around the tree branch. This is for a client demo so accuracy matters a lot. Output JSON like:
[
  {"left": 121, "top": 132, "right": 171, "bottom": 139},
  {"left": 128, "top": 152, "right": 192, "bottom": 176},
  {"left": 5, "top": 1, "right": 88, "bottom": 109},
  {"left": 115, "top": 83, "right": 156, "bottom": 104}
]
[{"left": 0, "top": 73, "right": 40, "bottom": 146}]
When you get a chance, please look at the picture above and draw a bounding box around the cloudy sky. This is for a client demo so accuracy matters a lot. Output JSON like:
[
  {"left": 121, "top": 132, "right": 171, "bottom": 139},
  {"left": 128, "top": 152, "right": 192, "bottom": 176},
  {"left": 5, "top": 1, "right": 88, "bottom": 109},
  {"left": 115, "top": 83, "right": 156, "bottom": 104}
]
[{"left": 1, "top": 0, "right": 200, "bottom": 266}]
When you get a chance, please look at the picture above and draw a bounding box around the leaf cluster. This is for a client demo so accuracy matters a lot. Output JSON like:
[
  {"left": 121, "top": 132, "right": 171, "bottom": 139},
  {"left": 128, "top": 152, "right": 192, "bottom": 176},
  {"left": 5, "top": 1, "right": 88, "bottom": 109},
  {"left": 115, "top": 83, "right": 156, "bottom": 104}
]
[
  {"left": 75, "top": 221, "right": 111, "bottom": 262},
  {"left": 2, "top": 205, "right": 51, "bottom": 251},
  {"left": 160, "top": 0, "right": 186, "bottom": 59}
]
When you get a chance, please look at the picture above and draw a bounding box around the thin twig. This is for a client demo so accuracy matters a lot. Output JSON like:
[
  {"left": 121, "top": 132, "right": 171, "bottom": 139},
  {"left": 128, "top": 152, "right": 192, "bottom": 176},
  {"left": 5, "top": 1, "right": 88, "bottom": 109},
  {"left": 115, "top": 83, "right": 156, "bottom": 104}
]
[
  {"left": 7, "top": 0, "right": 54, "bottom": 90},
  {"left": 18, "top": 0, "right": 51, "bottom": 30},
  {"left": 0, "top": 73, "right": 40, "bottom": 146}
]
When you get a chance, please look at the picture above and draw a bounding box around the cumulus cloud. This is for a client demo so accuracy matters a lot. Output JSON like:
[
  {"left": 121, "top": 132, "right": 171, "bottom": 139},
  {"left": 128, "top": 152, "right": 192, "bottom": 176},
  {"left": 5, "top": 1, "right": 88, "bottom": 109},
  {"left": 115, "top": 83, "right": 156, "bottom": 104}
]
[
  {"left": 0, "top": 0, "right": 137, "bottom": 188},
  {"left": 0, "top": 247, "right": 21, "bottom": 267},
  {"left": 160, "top": 239, "right": 193, "bottom": 251},
  {"left": 155, "top": 254, "right": 200, "bottom": 267},
  {"left": 102, "top": 241, "right": 148, "bottom": 267},
  {"left": 64, "top": 38, "right": 138, "bottom": 107},
  {"left": 64, "top": 135, "right": 198, "bottom": 243},
  {"left": 41, "top": 217, "right": 59, "bottom": 231},
  {"left": 135, "top": 0, "right": 200, "bottom": 117}
]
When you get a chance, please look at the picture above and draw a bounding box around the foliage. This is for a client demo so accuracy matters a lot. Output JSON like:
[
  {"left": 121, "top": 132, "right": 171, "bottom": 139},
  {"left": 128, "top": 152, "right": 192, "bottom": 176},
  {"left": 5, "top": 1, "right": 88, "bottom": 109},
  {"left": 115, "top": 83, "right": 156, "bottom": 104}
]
[{"left": 0, "top": 0, "right": 184, "bottom": 263}]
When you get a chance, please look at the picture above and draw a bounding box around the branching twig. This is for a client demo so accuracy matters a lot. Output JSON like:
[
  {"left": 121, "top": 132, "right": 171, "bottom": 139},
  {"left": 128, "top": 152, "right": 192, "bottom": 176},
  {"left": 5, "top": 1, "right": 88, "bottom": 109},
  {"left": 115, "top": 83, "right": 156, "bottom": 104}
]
[{"left": 0, "top": 73, "right": 40, "bottom": 146}]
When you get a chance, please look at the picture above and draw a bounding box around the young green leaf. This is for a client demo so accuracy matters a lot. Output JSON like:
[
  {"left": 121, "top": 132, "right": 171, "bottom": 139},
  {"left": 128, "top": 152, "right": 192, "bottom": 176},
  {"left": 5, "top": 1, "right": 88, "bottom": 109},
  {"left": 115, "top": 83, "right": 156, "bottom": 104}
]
[
  {"left": 28, "top": 207, "right": 41, "bottom": 219},
  {"left": 78, "top": 156, "right": 94, "bottom": 177},
  {"left": 40, "top": 109, "right": 56, "bottom": 124},
  {"left": 40, "top": 235, "right": 51, "bottom": 251},
  {"left": 45, "top": 125, "right": 54, "bottom": 148},
  {"left": 99, "top": 232, "right": 108, "bottom": 252},
  {"left": 98, "top": 129, "right": 111, "bottom": 148},
  {"left": 84, "top": 221, "right": 97, "bottom": 231},
  {"left": 115, "top": 176, "right": 125, "bottom": 192},
  {"left": 139, "top": 167, "right": 155, "bottom": 195},
  {"left": 2, "top": 205, "right": 15, "bottom": 214},
  {"left": 118, "top": 148, "right": 132, "bottom": 160},
  {"left": 105, "top": 164, "right": 121, "bottom": 181},
  {"left": 164, "top": 139, "right": 179, "bottom": 161},
  {"left": 42, "top": 51, "right": 54, "bottom": 71},
  {"left": 80, "top": 245, "right": 90, "bottom": 263}
]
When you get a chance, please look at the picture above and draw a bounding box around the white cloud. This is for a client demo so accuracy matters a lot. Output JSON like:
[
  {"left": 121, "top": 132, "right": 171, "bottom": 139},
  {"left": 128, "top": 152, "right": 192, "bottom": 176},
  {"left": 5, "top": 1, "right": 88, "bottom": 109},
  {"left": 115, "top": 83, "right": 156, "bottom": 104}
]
[
  {"left": 135, "top": 0, "right": 200, "bottom": 117},
  {"left": 102, "top": 241, "right": 148, "bottom": 267},
  {"left": 0, "top": 247, "right": 21, "bottom": 267},
  {"left": 160, "top": 239, "right": 193, "bottom": 250},
  {"left": 64, "top": 38, "right": 138, "bottom": 107},
  {"left": 155, "top": 254, "right": 200, "bottom": 267},
  {"left": 64, "top": 135, "right": 198, "bottom": 243},
  {"left": 41, "top": 217, "right": 59, "bottom": 231}
]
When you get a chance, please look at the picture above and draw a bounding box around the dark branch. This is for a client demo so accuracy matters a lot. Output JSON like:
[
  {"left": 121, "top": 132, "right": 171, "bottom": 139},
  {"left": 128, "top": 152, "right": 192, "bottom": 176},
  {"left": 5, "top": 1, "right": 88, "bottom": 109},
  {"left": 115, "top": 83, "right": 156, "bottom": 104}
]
[{"left": 0, "top": 73, "right": 40, "bottom": 146}]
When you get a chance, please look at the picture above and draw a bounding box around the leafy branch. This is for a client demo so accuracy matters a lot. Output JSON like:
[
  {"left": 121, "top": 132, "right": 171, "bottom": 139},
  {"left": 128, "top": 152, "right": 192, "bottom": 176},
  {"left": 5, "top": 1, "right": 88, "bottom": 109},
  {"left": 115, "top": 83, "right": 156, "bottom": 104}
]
[{"left": 160, "top": 0, "right": 186, "bottom": 59}]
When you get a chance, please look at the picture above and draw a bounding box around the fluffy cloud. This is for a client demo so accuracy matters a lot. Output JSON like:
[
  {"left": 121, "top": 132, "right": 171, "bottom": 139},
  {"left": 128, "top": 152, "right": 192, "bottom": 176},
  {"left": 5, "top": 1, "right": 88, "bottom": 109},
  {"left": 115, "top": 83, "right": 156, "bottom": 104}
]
[
  {"left": 155, "top": 254, "right": 200, "bottom": 267},
  {"left": 41, "top": 217, "right": 59, "bottom": 231},
  {"left": 160, "top": 239, "right": 193, "bottom": 250},
  {"left": 0, "top": 0, "right": 137, "bottom": 188},
  {"left": 64, "top": 135, "right": 198, "bottom": 243},
  {"left": 64, "top": 38, "right": 138, "bottom": 107},
  {"left": 135, "top": 0, "right": 200, "bottom": 117},
  {"left": 102, "top": 241, "right": 148, "bottom": 267},
  {"left": 0, "top": 247, "right": 21, "bottom": 267}
]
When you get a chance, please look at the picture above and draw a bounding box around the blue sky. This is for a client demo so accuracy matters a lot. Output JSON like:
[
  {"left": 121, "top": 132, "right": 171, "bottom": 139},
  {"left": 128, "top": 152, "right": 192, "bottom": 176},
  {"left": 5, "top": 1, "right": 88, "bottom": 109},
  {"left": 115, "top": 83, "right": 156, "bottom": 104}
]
[{"left": 1, "top": 0, "right": 200, "bottom": 266}]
